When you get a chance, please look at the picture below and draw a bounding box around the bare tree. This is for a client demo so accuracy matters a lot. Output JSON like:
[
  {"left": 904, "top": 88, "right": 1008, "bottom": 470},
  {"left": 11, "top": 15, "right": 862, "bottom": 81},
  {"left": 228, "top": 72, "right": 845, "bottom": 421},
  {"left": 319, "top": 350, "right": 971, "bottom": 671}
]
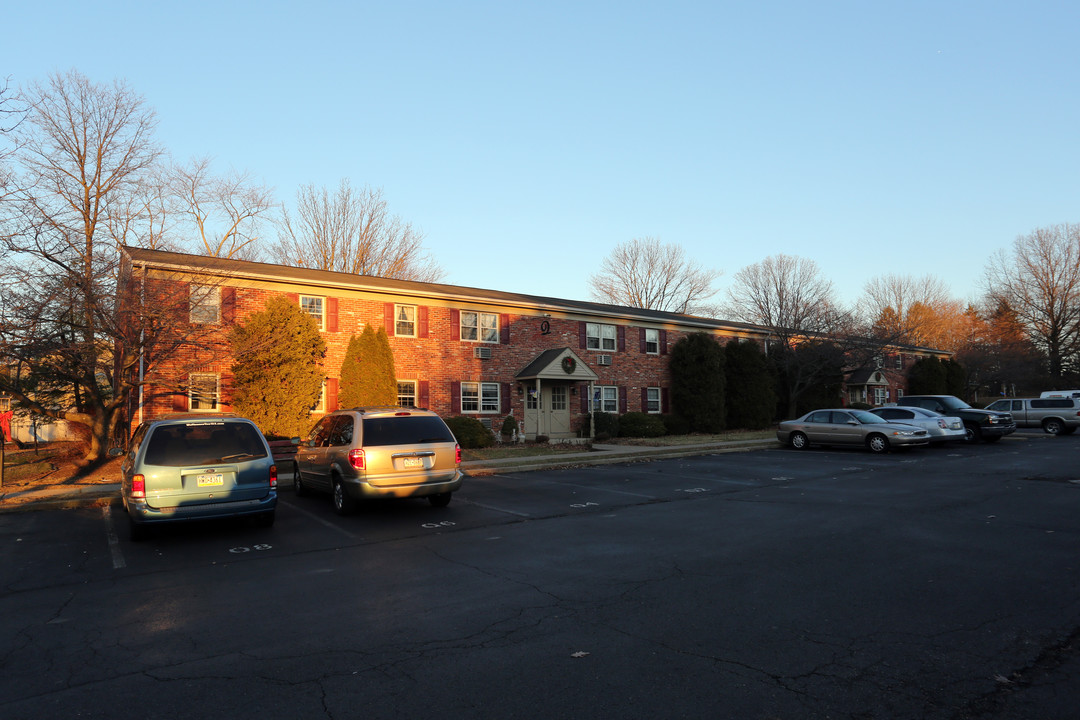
[
  {"left": 0, "top": 75, "right": 28, "bottom": 206},
  {"left": 0, "top": 70, "right": 165, "bottom": 461},
  {"left": 588, "top": 236, "right": 722, "bottom": 315},
  {"left": 170, "top": 157, "right": 276, "bottom": 259},
  {"left": 273, "top": 180, "right": 444, "bottom": 281},
  {"left": 725, "top": 254, "right": 854, "bottom": 416},
  {"left": 859, "top": 274, "right": 964, "bottom": 351},
  {"left": 725, "top": 254, "right": 847, "bottom": 341},
  {"left": 983, "top": 223, "right": 1080, "bottom": 381}
]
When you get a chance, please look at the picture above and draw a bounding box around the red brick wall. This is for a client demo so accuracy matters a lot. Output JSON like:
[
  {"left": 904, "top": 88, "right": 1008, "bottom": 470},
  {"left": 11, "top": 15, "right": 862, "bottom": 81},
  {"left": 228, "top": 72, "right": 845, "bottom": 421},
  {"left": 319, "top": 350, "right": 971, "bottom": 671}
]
[{"left": 132, "top": 277, "right": 723, "bottom": 433}]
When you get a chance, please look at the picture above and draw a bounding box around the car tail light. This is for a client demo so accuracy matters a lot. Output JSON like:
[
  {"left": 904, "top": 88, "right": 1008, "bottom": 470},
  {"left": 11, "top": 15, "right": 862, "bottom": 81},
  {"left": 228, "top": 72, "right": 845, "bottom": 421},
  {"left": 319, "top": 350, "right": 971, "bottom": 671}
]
[
  {"left": 132, "top": 474, "right": 146, "bottom": 499},
  {"left": 349, "top": 449, "right": 366, "bottom": 470},
  {"left": 455, "top": 443, "right": 461, "bottom": 465},
  {"left": 269, "top": 465, "right": 278, "bottom": 489}
]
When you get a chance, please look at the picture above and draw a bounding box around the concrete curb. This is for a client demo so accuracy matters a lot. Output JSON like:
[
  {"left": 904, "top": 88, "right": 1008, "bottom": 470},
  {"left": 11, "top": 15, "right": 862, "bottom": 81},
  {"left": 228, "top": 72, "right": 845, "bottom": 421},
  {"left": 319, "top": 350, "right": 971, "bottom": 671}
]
[{"left": 0, "top": 439, "right": 779, "bottom": 513}]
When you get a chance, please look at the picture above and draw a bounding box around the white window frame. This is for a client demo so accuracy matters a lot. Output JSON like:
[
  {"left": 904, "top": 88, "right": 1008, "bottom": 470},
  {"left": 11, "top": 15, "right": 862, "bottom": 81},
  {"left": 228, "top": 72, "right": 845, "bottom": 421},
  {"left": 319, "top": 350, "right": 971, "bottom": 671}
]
[
  {"left": 551, "top": 385, "right": 568, "bottom": 411},
  {"left": 461, "top": 311, "right": 499, "bottom": 343},
  {"left": 299, "top": 295, "right": 325, "bottom": 330},
  {"left": 189, "top": 285, "right": 221, "bottom": 325},
  {"left": 595, "top": 385, "right": 618, "bottom": 413},
  {"left": 310, "top": 379, "right": 327, "bottom": 413},
  {"left": 397, "top": 380, "right": 417, "bottom": 408},
  {"left": 189, "top": 373, "right": 220, "bottom": 411},
  {"left": 587, "top": 323, "right": 617, "bottom": 351},
  {"left": 461, "top": 381, "right": 500, "bottom": 413},
  {"left": 645, "top": 387, "right": 661, "bottom": 414},
  {"left": 395, "top": 304, "right": 417, "bottom": 338},
  {"left": 644, "top": 328, "right": 660, "bottom": 355},
  {"left": 873, "top": 387, "right": 888, "bottom": 405}
]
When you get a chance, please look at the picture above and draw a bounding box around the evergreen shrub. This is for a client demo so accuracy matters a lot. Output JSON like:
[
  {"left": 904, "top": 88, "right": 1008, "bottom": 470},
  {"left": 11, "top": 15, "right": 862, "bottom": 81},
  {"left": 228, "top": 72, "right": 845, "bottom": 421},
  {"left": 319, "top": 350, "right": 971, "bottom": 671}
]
[
  {"left": 618, "top": 412, "right": 666, "bottom": 438},
  {"left": 443, "top": 416, "right": 494, "bottom": 449}
]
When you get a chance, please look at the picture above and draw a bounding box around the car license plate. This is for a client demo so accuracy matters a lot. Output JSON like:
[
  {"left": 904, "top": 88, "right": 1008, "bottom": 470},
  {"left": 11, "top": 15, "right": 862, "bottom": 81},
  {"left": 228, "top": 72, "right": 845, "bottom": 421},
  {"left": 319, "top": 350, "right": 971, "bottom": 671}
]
[
  {"left": 402, "top": 457, "right": 424, "bottom": 469},
  {"left": 196, "top": 473, "right": 224, "bottom": 487}
]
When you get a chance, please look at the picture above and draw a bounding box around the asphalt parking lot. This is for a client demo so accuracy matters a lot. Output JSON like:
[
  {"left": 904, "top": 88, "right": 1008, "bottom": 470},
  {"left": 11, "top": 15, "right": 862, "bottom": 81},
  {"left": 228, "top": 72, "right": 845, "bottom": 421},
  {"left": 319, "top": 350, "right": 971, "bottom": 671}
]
[{"left": 1, "top": 431, "right": 1078, "bottom": 719}]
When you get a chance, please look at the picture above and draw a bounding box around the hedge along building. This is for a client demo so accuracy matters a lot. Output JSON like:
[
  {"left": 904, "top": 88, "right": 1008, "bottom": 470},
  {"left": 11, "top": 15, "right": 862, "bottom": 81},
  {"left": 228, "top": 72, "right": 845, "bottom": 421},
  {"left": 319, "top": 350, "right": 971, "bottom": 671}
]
[{"left": 117, "top": 246, "right": 947, "bottom": 439}]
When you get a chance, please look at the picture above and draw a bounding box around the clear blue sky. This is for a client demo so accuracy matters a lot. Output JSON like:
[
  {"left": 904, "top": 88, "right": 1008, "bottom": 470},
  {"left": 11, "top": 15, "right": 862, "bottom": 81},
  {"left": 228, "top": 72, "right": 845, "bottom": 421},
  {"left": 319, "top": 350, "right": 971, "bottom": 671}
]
[{"left": 5, "top": 1, "right": 1078, "bottom": 308}]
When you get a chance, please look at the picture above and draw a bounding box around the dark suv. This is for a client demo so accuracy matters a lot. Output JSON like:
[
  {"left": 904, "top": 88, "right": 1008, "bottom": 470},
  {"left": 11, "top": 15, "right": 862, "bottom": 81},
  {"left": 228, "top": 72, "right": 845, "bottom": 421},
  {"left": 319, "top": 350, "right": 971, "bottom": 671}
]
[
  {"left": 293, "top": 407, "right": 463, "bottom": 515},
  {"left": 895, "top": 395, "right": 1015, "bottom": 443}
]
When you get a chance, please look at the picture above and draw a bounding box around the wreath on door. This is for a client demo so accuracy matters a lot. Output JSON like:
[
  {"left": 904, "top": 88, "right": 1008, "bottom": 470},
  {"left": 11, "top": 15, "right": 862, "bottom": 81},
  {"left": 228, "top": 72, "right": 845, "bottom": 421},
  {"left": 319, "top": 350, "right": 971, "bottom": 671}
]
[{"left": 561, "top": 356, "right": 576, "bottom": 374}]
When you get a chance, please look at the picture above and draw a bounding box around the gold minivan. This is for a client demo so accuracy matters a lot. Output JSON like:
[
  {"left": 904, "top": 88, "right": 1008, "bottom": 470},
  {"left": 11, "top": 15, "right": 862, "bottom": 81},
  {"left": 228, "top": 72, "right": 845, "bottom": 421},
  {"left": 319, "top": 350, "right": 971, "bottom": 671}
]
[{"left": 292, "top": 407, "right": 463, "bottom": 515}]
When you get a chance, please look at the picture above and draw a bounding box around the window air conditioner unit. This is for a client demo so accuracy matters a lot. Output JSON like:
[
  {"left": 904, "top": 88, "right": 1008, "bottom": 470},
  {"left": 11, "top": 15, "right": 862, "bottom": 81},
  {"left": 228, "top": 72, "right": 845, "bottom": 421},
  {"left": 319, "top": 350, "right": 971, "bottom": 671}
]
[
  {"left": 474, "top": 347, "right": 492, "bottom": 360},
  {"left": 597, "top": 355, "right": 612, "bottom": 366}
]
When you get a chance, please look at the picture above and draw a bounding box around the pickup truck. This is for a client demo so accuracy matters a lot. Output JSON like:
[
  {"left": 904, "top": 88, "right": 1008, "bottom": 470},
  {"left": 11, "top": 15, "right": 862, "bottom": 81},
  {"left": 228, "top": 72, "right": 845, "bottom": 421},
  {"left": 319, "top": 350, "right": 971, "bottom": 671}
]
[
  {"left": 895, "top": 395, "right": 1015, "bottom": 443},
  {"left": 983, "top": 397, "right": 1080, "bottom": 435}
]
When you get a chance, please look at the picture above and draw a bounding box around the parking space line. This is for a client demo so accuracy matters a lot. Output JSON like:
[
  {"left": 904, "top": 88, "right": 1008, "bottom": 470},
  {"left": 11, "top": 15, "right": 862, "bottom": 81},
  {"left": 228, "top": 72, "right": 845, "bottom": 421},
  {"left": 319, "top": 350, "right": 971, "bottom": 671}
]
[
  {"left": 283, "top": 500, "right": 359, "bottom": 539},
  {"left": 102, "top": 506, "right": 126, "bottom": 570},
  {"left": 455, "top": 497, "right": 533, "bottom": 518},
  {"left": 555, "top": 480, "right": 658, "bottom": 500}
]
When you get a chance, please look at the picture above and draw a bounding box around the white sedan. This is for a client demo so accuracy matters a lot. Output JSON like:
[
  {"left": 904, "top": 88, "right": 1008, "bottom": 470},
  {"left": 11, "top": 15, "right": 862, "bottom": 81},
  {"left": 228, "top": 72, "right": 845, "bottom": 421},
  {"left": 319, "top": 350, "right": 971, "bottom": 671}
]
[{"left": 869, "top": 406, "right": 966, "bottom": 444}]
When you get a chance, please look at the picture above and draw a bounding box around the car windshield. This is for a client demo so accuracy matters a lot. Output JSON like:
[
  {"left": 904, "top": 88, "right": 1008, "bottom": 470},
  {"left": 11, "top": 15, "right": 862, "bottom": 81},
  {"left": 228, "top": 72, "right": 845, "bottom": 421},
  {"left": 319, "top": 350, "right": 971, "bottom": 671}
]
[
  {"left": 144, "top": 421, "right": 268, "bottom": 466},
  {"left": 937, "top": 396, "right": 972, "bottom": 410},
  {"left": 362, "top": 416, "right": 456, "bottom": 446},
  {"left": 850, "top": 410, "right": 888, "bottom": 424}
]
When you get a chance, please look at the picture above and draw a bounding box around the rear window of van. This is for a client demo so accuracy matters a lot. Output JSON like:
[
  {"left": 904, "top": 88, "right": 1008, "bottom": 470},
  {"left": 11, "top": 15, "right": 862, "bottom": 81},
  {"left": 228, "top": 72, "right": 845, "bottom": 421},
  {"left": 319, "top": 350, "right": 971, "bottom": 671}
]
[
  {"left": 361, "top": 416, "right": 456, "bottom": 446},
  {"left": 145, "top": 422, "right": 268, "bottom": 466}
]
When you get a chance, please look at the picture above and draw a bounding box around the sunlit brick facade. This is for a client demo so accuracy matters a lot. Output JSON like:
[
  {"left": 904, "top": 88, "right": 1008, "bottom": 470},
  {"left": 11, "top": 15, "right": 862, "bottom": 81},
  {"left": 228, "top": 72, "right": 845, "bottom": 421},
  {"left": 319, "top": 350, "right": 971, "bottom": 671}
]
[{"left": 118, "top": 247, "right": 948, "bottom": 438}]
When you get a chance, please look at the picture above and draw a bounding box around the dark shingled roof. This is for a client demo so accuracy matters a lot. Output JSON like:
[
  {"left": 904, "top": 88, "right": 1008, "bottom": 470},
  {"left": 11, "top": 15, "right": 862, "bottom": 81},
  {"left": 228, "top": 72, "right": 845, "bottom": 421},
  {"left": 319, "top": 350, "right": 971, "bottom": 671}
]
[{"left": 121, "top": 245, "right": 763, "bottom": 333}]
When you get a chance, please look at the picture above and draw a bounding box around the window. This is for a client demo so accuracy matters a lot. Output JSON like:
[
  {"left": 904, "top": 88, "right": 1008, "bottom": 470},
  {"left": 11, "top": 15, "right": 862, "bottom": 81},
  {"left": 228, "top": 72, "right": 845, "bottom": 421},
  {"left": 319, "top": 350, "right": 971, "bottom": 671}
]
[
  {"left": 595, "top": 385, "right": 618, "bottom": 413},
  {"left": 397, "top": 381, "right": 417, "bottom": 408},
  {"left": 586, "top": 323, "right": 617, "bottom": 351},
  {"left": 395, "top": 305, "right": 416, "bottom": 337},
  {"left": 461, "top": 382, "right": 500, "bottom": 413},
  {"left": 551, "top": 386, "right": 567, "bottom": 411},
  {"left": 873, "top": 387, "right": 888, "bottom": 405},
  {"left": 298, "top": 295, "right": 325, "bottom": 330},
  {"left": 895, "top": 355, "right": 904, "bottom": 370},
  {"left": 310, "top": 379, "right": 327, "bottom": 413},
  {"left": 645, "top": 387, "right": 661, "bottom": 413},
  {"left": 461, "top": 311, "right": 499, "bottom": 343},
  {"left": 644, "top": 328, "right": 660, "bottom": 355},
  {"left": 189, "top": 373, "right": 219, "bottom": 411},
  {"left": 189, "top": 285, "right": 221, "bottom": 324}
]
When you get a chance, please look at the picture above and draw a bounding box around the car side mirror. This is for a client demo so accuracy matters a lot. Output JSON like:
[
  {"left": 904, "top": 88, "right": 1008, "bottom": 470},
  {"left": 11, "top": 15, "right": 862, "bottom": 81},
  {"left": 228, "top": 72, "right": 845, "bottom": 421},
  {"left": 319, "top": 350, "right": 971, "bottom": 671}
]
[{"left": 108, "top": 447, "right": 124, "bottom": 457}]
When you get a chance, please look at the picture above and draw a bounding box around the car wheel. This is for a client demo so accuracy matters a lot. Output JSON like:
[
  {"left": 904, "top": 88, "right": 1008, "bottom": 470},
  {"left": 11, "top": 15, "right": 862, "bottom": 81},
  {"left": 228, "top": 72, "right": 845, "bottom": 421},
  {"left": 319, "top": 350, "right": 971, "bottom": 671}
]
[
  {"left": 429, "top": 492, "right": 452, "bottom": 508},
  {"left": 963, "top": 424, "right": 982, "bottom": 443},
  {"left": 1043, "top": 419, "right": 1064, "bottom": 435},
  {"left": 292, "top": 462, "right": 307, "bottom": 496},
  {"left": 332, "top": 475, "right": 357, "bottom": 516},
  {"left": 254, "top": 509, "right": 276, "bottom": 528},
  {"left": 789, "top": 432, "right": 809, "bottom": 450},
  {"left": 866, "top": 434, "right": 889, "bottom": 454}
]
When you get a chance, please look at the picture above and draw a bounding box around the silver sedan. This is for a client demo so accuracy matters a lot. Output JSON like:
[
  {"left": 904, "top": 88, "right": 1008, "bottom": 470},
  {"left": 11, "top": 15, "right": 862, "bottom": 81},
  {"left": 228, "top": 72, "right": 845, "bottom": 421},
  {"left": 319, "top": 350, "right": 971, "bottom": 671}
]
[
  {"left": 777, "top": 408, "right": 930, "bottom": 453},
  {"left": 869, "top": 406, "right": 966, "bottom": 444}
]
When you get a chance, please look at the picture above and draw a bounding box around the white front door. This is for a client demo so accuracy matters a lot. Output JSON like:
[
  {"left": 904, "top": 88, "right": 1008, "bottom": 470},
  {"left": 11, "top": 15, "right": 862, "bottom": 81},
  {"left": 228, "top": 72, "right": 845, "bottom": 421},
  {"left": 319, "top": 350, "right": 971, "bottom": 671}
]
[{"left": 542, "top": 385, "right": 572, "bottom": 437}]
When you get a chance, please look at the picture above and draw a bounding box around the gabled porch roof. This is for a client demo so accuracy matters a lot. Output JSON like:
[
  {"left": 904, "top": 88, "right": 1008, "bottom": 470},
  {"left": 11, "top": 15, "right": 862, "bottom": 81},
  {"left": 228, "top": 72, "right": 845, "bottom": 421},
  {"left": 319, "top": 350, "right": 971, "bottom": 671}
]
[{"left": 515, "top": 348, "right": 598, "bottom": 382}]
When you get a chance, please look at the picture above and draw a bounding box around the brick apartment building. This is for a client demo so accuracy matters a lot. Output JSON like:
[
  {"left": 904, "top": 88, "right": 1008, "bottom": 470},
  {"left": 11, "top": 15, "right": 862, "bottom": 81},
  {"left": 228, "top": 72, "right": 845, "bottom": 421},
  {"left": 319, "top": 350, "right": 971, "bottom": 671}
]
[{"left": 118, "top": 246, "right": 943, "bottom": 440}]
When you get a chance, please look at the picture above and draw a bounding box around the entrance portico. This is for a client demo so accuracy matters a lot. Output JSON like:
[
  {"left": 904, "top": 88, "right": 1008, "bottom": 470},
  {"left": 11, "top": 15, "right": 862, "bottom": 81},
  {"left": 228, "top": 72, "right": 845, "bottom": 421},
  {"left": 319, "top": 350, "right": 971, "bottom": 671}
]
[{"left": 515, "top": 348, "right": 598, "bottom": 440}]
